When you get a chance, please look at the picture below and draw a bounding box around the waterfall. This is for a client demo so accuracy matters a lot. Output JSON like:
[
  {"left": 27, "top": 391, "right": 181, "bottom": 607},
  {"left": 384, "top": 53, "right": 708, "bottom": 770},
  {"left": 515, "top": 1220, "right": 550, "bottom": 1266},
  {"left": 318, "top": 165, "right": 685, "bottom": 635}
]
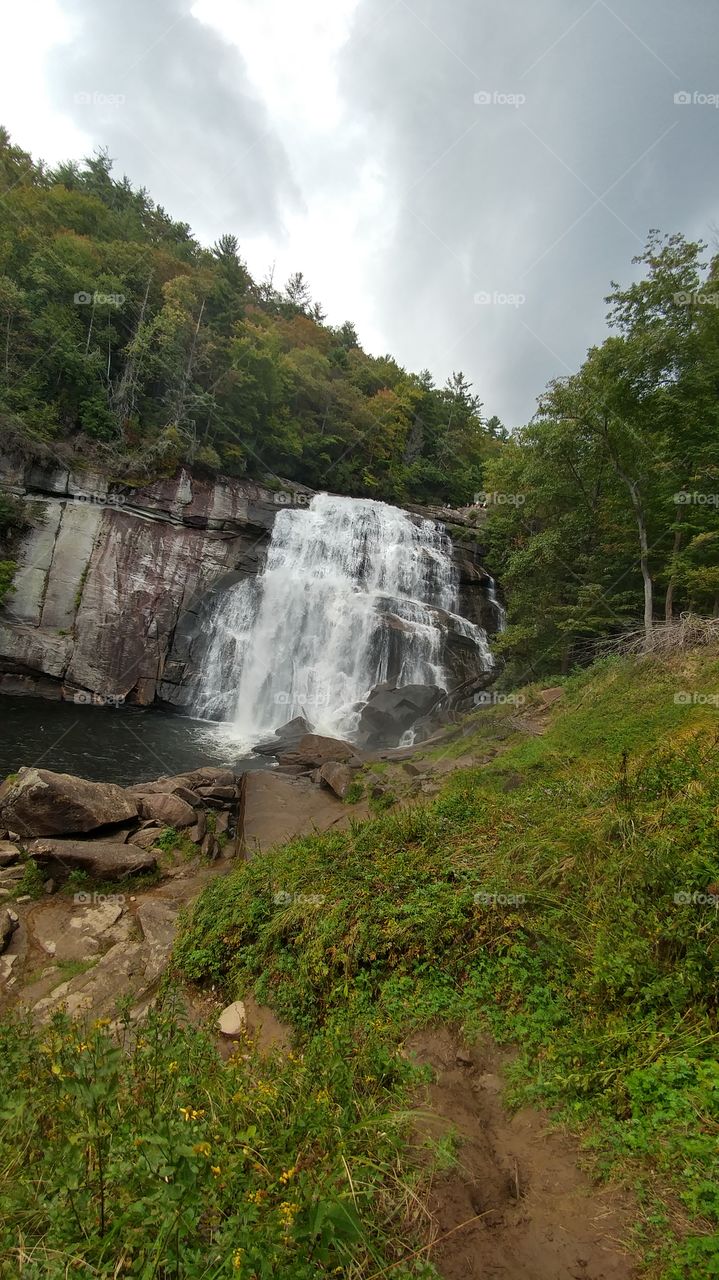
[
  {"left": 486, "top": 576, "right": 506, "bottom": 631},
  {"left": 194, "top": 494, "right": 492, "bottom": 748}
]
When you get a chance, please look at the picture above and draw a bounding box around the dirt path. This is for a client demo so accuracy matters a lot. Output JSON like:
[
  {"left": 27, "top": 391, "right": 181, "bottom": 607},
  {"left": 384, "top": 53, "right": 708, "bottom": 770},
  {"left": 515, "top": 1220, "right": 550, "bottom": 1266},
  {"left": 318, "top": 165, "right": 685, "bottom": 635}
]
[{"left": 407, "top": 1027, "right": 637, "bottom": 1280}]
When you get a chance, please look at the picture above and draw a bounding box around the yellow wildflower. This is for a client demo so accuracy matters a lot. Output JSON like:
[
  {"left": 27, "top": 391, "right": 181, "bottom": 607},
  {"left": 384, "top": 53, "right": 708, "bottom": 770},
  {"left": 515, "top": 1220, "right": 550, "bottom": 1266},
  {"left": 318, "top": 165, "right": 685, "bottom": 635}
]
[
  {"left": 193, "top": 1142, "right": 212, "bottom": 1158},
  {"left": 279, "top": 1165, "right": 297, "bottom": 1185},
  {"left": 232, "top": 1248, "right": 244, "bottom": 1270},
  {"left": 211, "top": 1165, "right": 222, "bottom": 1177}
]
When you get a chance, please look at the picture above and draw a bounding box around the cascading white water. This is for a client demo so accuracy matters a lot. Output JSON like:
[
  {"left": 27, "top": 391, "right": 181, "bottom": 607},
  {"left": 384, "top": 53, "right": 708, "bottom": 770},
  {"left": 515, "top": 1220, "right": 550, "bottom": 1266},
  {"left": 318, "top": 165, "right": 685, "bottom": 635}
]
[
  {"left": 194, "top": 494, "right": 492, "bottom": 747},
  {"left": 486, "top": 575, "right": 506, "bottom": 631}
]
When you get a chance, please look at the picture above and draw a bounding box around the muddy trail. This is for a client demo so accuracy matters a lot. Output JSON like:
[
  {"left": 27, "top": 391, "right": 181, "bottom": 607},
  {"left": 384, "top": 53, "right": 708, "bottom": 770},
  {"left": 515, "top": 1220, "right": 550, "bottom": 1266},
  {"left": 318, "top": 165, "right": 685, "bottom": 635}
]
[{"left": 407, "top": 1027, "right": 636, "bottom": 1280}]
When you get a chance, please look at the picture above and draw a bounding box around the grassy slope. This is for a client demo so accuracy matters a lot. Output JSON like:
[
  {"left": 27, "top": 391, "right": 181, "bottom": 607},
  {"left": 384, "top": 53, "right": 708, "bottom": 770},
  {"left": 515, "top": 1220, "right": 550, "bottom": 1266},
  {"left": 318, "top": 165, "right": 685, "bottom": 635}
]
[
  {"left": 175, "top": 651, "right": 719, "bottom": 1278},
  {"left": 1, "top": 652, "right": 717, "bottom": 1278}
]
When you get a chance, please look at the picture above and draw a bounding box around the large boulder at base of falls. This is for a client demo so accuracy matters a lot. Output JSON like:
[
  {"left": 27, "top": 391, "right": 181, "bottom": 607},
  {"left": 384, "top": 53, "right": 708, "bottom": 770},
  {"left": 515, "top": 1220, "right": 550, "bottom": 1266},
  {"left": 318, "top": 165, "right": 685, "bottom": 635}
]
[
  {"left": 357, "top": 684, "right": 444, "bottom": 745},
  {"left": 253, "top": 717, "right": 312, "bottom": 757},
  {"left": 277, "top": 734, "right": 355, "bottom": 768},
  {"left": 26, "top": 838, "right": 157, "bottom": 880},
  {"left": 0, "top": 768, "right": 138, "bottom": 838}
]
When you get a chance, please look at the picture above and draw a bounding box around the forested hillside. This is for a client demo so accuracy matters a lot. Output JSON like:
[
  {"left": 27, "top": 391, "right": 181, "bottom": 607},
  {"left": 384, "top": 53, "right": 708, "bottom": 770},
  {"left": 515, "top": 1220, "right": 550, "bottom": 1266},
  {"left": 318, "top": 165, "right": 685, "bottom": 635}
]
[
  {"left": 0, "top": 129, "right": 501, "bottom": 506},
  {"left": 483, "top": 233, "right": 719, "bottom": 680},
  {"left": 1, "top": 126, "right": 717, "bottom": 677}
]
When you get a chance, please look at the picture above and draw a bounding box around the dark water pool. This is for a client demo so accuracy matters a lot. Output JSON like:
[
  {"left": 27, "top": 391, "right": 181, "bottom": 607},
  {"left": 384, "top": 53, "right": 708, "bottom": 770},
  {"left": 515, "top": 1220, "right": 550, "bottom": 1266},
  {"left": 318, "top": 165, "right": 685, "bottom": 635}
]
[{"left": 0, "top": 696, "right": 269, "bottom": 785}]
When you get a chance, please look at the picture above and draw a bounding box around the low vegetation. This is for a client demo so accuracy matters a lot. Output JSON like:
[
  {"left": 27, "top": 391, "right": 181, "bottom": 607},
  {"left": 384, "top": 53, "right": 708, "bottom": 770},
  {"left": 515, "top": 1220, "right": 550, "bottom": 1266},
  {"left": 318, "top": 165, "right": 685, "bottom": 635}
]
[{"left": 1, "top": 653, "right": 718, "bottom": 1278}]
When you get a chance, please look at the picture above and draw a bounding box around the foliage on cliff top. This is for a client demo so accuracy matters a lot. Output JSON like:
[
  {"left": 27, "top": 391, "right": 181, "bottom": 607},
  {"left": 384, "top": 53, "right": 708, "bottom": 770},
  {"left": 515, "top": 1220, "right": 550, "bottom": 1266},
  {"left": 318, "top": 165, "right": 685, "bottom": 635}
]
[
  {"left": 176, "top": 650, "right": 719, "bottom": 1277},
  {"left": 0, "top": 127, "right": 504, "bottom": 506}
]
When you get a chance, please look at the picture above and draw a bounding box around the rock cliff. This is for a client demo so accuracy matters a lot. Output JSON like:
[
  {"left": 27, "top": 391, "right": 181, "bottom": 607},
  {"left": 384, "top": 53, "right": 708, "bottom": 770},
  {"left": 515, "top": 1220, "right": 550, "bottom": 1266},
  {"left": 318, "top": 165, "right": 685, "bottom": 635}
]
[{"left": 0, "top": 459, "right": 499, "bottom": 708}]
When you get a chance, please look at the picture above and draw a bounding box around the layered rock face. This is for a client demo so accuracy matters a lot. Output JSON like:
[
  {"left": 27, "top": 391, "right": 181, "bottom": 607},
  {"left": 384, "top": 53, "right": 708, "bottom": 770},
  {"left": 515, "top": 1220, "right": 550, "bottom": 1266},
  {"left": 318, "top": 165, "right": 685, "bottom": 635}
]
[
  {"left": 0, "top": 460, "right": 280, "bottom": 705},
  {"left": 0, "top": 458, "right": 501, "bottom": 711}
]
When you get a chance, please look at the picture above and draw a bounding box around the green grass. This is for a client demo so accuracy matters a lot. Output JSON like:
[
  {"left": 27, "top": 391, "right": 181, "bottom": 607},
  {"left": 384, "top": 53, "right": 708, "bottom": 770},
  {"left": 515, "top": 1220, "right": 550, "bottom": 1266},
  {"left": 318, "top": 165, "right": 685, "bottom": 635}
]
[
  {"left": 174, "top": 649, "right": 719, "bottom": 1278},
  {"left": 2, "top": 650, "right": 718, "bottom": 1277},
  {"left": 0, "top": 998, "right": 437, "bottom": 1279}
]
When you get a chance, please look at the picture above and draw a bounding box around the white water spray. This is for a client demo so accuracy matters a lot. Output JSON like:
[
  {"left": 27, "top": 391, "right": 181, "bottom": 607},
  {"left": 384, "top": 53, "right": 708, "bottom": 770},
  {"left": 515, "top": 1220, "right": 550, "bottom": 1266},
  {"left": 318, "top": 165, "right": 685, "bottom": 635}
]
[{"left": 194, "top": 494, "right": 492, "bottom": 747}]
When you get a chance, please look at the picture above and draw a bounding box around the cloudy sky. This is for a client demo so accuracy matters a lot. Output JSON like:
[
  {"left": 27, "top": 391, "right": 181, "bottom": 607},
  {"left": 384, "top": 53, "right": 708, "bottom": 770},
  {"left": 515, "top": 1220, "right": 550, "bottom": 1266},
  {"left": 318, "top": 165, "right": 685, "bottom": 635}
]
[{"left": 1, "top": 0, "right": 718, "bottom": 426}]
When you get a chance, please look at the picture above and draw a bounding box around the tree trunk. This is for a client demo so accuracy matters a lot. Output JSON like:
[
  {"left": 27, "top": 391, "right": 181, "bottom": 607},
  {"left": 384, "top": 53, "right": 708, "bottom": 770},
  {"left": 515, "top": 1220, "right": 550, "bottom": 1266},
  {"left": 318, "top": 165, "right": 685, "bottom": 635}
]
[{"left": 664, "top": 504, "right": 685, "bottom": 621}]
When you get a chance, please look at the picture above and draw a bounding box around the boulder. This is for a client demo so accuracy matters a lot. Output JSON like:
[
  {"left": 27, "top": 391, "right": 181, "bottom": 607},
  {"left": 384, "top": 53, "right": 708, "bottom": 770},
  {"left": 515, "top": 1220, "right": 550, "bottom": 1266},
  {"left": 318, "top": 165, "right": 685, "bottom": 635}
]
[
  {"left": 0, "top": 907, "right": 19, "bottom": 953},
  {"left": 127, "top": 827, "right": 165, "bottom": 851},
  {"left": 218, "top": 1000, "right": 247, "bottom": 1038},
  {"left": 0, "top": 768, "right": 137, "bottom": 838},
  {"left": 358, "top": 684, "right": 443, "bottom": 745},
  {"left": 253, "top": 717, "right": 311, "bottom": 757},
  {"left": 318, "top": 762, "right": 354, "bottom": 800},
  {"left": 26, "top": 838, "right": 157, "bottom": 880},
  {"left": 126, "top": 767, "right": 235, "bottom": 797},
  {"left": 0, "top": 841, "right": 21, "bottom": 867},
  {"left": 134, "top": 793, "right": 195, "bottom": 829},
  {"left": 277, "top": 734, "right": 355, "bottom": 768}
]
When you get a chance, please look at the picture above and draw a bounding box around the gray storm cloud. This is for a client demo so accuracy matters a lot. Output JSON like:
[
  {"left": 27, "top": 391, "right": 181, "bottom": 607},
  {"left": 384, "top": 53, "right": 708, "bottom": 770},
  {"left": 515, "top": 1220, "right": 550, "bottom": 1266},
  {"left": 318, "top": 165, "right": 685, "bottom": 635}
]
[
  {"left": 47, "top": 0, "right": 299, "bottom": 237},
  {"left": 44, "top": 0, "right": 719, "bottom": 426},
  {"left": 339, "top": 0, "right": 719, "bottom": 424}
]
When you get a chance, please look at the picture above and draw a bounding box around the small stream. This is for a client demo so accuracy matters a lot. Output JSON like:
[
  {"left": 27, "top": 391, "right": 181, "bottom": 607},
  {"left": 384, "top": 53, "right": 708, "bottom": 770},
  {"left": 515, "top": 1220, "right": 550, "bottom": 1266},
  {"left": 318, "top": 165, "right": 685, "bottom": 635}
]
[{"left": 0, "top": 695, "right": 269, "bottom": 785}]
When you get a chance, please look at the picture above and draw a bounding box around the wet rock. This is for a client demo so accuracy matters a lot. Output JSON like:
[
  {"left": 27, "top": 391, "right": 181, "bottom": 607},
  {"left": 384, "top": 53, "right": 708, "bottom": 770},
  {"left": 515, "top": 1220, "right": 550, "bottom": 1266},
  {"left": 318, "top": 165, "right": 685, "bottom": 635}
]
[
  {"left": 134, "top": 793, "right": 195, "bottom": 829},
  {"left": 318, "top": 762, "right": 354, "bottom": 800},
  {"left": 27, "top": 838, "right": 157, "bottom": 881},
  {"left": 358, "top": 684, "right": 443, "bottom": 746},
  {"left": 253, "top": 717, "right": 311, "bottom": 757},
  {"left": 277, "top": 734, "right": 354, "bottom": 768},
  {"left": 0, "top": 768, "right": 138, "bottom": 838},
  {"left": 218, "top": 1001, "right": 247, "bottom": 1038}
]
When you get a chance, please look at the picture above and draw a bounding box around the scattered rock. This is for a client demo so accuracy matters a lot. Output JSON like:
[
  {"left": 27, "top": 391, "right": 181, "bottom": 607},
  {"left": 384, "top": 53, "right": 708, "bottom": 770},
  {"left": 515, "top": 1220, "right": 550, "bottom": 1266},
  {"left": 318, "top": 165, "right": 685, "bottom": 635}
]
[
  {"left": 402, "top": 762, "right": 422, "bottom": 777},
  {"left": 318, "top": 762, "right": 354, "bottom": 800},
  {"left": 0, "top": 768, "right": 138, "bottom": 838},
  {"left": 218, "top": 1000, "right": 247, "bottom": 1038},
  {"left": 0, "top": 865, "right": 24, "bottom": 885},
  {"left": 134, "top": 793, "right": 196, "bottom": 829},
  {"left": 44, "top": 878, "right": 56, "bottom": 895},
  {"left": 277, "top": 734, "right": 355, "bottom": 768},
  {"left": 0, "top": 907, "right": 19, "bottom": 953},
  {"left": 26, "top": 838, "right": 157, "bottom": 881},
  {"left": 187, "top": 809, "right": 207, "bottom": 843},
  {"left": 127, "top": 827, "right": 165, "bottom": 851},
  {"left": 0, "top": 841, "right": 21, "bottom": 867},
  {"left": 0, "top": 952, "right": 18, "bottom": 984}
]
